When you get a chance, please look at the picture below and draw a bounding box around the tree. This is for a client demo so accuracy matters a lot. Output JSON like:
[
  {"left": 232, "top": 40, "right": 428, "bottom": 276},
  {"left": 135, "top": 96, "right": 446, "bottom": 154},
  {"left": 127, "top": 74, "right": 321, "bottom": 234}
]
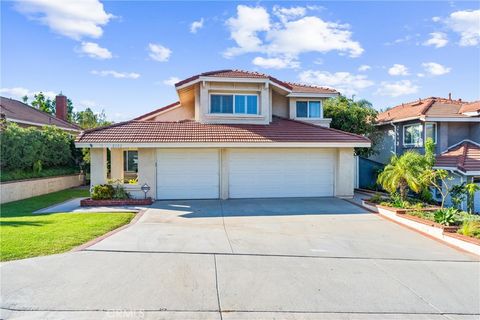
[
  {"left": 421, "top": 169, "right": 452, "bottom": 208},
  {"left": 22, "top": 95, "right": 29, "bottom": 103},
  {"left": 465, "top": 183, "right": 480, "bottom": 214},
  {"left": 73, "top": 108, "right": 111, "bottom": 129},
  {"left": 323, "top": 96, "right": 380, "bottom": 157},
  {"left": 31, "top": 92, "right": 54, "bottom": 114},
  {"left": 377, "top": 151, "right": 427, "bottom": 200}
]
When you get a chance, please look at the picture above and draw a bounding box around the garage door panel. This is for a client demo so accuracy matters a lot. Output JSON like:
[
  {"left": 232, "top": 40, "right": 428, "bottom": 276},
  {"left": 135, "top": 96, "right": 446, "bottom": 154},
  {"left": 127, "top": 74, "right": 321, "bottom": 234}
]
[
  {"left": 157, "top": 149, "right": 219, "bottom": 200},
  {"left": 229, "top": 149, "right": 334, "bottom": 198}
]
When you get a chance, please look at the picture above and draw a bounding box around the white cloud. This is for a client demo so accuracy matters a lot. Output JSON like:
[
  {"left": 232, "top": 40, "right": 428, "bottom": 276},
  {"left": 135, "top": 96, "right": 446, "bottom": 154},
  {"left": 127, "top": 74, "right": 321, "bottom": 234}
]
[
  {"left": 224, "top": 5, "right": 270, "bottom": 57},
  {"left": 79, "top": 42, "right": 112, "bottom": 59},
  {"left": 423, "top": 32, "right": 448, "bottom": 48},
  {"left": 252, "top": 56, "right": 299, "bottom": 69},
  {"left": 14, "top": 0, "right": 113, "bottom": 40},
  {"left": 148, "top": 43, "right": 172, "bottom": 62},
  {"left": 388, "top": 64, "right": 409, "bottom": 76},
  {"left": 446, "top": 10, "right": 480, "bottom": 46},
  {"left": 358, "top": 64, "right": 371, "bottom": 72},
  {"left": 422, "top": 62, "right": 451, "bottom": 76},
  {"left": 91, "top": 70, "right": 140, "bottom": 79},
  {"left": 376, "top": 80, "right": 419, "bottom": 97},
  {"left": 163, "top": 77, "right": 180, "bottom": 86},
  {"left": 190, "top": 18, "right": 204, "bottom": 33},
  {"left": 224, "top": 5, "right": 363, "bottom": 65},
  {"left": 298, "top": 70, "right": 374, "bottom": 96},
  {"left": 272, "top": 6, "right": 307, "bottom": 23},
  {"left": 0, "top": 87, "right": 56, "bottom": 100},
  {"left": 432, "top": 16, "right": 441, "bottom": 22}
]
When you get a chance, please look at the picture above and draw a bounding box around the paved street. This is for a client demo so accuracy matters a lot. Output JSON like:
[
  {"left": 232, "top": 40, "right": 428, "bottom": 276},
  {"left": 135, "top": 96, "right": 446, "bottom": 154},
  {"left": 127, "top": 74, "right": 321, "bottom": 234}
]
[{"left": 2, "top": 198, "right": 479, "bottom": 319}]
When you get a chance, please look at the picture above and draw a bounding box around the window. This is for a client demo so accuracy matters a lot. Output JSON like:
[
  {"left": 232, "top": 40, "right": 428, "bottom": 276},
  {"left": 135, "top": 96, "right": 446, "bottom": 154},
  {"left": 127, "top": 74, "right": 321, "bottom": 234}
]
[
  {"left": 425, "top": 123, "right": 437, "bottom": 144},
  {"left": 403, "top": 124, "right": 423, "bottom": 146},
  {"left": 123, "top": 150, "right": 138, "bottom": 172},
  {"left": 296, "top": 101, "right": 322, "bottom": 118},
  {"left": 210, "top": 94, "right": 258, "bottom": 114}
]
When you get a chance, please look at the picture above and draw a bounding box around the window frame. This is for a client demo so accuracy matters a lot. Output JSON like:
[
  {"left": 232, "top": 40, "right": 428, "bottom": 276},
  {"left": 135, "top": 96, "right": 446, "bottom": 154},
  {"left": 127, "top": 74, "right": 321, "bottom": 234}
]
[
  {"left": 403, "top": 123, "right": 423, "bottom": 147},
  {"left": 123, "top": 150, "right": 138, "bottom": 173},
  {"left": 209, "top": 93, "right": 259, "bottom": 115},
  {"left": 424, "top": 122, "right": 437, "bottom": 144},
  {"left": 295, "top": 100, "right": 323, "bottom": 119}
]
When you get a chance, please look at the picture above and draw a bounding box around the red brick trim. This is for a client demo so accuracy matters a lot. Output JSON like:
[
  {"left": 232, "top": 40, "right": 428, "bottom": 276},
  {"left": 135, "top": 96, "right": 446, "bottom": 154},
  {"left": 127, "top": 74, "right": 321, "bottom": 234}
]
[
  {"left": 80, "top": 198, "right": 153, "bottom": 207},
  {"left": 445, "top": 231, "right": 480, "bottom": 245}
]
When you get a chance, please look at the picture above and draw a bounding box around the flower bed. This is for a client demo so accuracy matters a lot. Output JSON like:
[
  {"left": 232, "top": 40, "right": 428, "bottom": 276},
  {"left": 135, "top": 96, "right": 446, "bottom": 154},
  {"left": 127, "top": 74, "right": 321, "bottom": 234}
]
[
  {"left": 363, "top": 199, "right": 480, "bottom": 255},
  {"left": 80, "top": 198, "right": 153, "bottom": 207}
]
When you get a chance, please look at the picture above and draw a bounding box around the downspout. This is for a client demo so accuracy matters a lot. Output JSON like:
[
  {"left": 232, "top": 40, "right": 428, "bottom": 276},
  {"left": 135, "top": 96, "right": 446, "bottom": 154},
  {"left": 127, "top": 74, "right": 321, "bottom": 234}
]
[{"left": 389, "top": 122, "right": 397, "bottom": 154}]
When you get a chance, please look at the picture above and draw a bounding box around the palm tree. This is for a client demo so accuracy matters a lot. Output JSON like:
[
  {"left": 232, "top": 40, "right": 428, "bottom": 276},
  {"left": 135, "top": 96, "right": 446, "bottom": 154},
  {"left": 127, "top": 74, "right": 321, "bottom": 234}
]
[
  {"left": 465, "top": 183, "right": 480, "bottom": 214},
  {"left": 377, "top": 151, "right": 426, "bottom": 200}
]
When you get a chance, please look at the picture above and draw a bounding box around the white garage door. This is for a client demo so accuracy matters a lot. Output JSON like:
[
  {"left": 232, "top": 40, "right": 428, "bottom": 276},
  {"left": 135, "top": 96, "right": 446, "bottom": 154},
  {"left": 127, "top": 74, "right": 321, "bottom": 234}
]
[
  {"left": 156, "top": 149, "right": 219, "bottom": 199},
  {"left": 228, "top": 149, "right": 334, "bottom": 198}
]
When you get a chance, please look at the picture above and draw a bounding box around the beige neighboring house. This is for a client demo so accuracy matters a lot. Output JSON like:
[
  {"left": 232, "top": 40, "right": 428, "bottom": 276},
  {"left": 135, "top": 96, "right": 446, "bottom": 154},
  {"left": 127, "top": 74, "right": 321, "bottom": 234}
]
[
  {"left": 0, "top": 95, "right": 81, "bottom": 133},
  {"left": 75, "top": 70, "right": 370, "bottom": 200}
]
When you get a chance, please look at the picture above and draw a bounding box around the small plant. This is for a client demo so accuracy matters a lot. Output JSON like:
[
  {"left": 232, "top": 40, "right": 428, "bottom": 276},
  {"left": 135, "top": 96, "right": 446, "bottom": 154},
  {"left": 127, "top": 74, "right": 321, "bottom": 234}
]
[
  {"left": 127, "top": 177, "right": 138, "bottom": 184},
  {"left": 369, "top": 193, "right": 383, "bottom": 203},
  {"left": 458, "top": 220, "right": 480, "bottom": 239},
  {"left": 91, "top": 184, "right": 115, "bottom": 200},
  {"left": 390, "top": 193, "right": 408, "bottom": 208},
  {"left": 112, "top": 184, "right": 130, "bottom": 200},
  {"left": 450, "top": 183, "right": 466, "bottom": 210},
  {"left": 434, "top": 207, "right": 459, "bottom": 226},
  {"left": 33, "top": 160, "right": 42, "bottom": 174}
]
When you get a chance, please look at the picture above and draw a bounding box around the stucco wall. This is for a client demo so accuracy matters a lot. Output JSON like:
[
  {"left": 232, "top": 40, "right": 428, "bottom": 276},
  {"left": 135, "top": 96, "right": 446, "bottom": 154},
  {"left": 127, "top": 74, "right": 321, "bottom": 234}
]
[
  {"left": 271, "top": 90, "right": 289, "bottom": 118},
  {"left": 1, "top": 174, "right": 84, "bottom": 204},
  {"left": 335, "top": 148, "right": 355, "bottom": 198},
  {"left": 470, "top": 123, "right": 480, "bottom": 143},
  {"left": 90, "top": 148, "right": 107, "bottom": 186},
  {"left": 151, "top": 104, "right": 194, "bottom": 121},
  {"left": 135, "top": 148, "right": 156, "bottom": 199}
]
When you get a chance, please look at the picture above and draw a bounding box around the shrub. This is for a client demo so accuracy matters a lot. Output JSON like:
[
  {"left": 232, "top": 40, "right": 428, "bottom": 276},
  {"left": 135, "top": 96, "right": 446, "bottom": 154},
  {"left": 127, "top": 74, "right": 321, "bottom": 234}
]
[
  {"left": 0, "top": 122, "right": 80, "bottom": 172},
  {"left": 112, "top": 184, "right": 130, "bottom": 200},
  {"left": 91, "top": 184, "right": 115, "bottom": 200},
  {"left": 434, "top": 208, "right": 459, "bottom": 226},
  {"left": 458, "top": 221, "right": 480, "bottom": 239}
]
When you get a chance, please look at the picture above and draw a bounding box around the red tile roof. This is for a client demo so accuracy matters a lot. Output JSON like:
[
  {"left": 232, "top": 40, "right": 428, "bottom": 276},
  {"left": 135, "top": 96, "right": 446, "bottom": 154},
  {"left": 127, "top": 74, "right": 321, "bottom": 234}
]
[
  {"left": 377, "top": 97, "right": 477, "bottom": 123},
  {"left": 0, "top": 96, "right": 81, "bottom": 131},
  {"left": 174, "top": 69, "right": 338, "bottom": 94},
  {"left": 76, "top": 116, "right": 370, "bottom": 144},
  {"left": 134, "top": 101, "right": 180, "bottom": 120},
  {"left": 459, "top": 101, "right": 480, "bottom": 114},
  {"left": 435, "top": 141, "right": 480, "bottom": 173}
]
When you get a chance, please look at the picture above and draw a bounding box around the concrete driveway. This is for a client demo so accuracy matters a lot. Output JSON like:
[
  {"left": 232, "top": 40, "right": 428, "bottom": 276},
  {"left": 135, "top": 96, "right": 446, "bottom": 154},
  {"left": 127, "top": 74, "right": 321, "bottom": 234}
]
[{"left": 1, "top": 198, "right": 479, "bottom": 319}]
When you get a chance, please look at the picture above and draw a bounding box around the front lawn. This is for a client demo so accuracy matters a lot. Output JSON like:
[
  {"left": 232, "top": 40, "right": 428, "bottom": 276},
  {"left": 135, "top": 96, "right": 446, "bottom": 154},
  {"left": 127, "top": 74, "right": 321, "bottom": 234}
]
[{"left": 0, "top": 188, "right": 135, "bottom": 261}]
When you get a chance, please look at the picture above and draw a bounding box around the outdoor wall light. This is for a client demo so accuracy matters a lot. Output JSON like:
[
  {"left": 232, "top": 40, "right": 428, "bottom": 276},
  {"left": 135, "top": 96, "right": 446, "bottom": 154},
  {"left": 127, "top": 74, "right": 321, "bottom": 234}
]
[{"left": 141, "top": 183, "right": 151, "bottom": 199}]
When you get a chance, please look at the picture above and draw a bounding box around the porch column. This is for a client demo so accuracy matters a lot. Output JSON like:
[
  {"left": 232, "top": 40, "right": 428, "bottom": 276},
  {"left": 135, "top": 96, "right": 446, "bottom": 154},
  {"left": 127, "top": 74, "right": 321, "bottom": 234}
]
[
  {"left": 137, "top": 148, "right": 157, "bottom": 200},
  {"left": 335, "top": 148, "right": 354, "bottom": 198},
  {"left": 110, "top": 148, "right": 124, "bottom": 182},
  {"left": 90, "top": 148, "right": 107, "bottom": 187}
]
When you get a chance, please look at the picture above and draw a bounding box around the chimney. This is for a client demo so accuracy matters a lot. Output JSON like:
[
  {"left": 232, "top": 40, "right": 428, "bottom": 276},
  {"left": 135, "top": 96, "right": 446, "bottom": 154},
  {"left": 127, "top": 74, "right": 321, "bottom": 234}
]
[
  {"left": 55, "top": 94, "right": 67, "bottom": 121},
  {"left": 448, "top": 93, "right": 452, "bottom": 100}
]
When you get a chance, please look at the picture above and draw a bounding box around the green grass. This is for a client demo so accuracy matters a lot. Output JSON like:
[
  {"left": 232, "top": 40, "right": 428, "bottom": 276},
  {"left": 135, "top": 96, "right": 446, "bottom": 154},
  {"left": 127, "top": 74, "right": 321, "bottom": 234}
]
[{"left": 0, "top": 188, "right": 135, "bottom": 261}]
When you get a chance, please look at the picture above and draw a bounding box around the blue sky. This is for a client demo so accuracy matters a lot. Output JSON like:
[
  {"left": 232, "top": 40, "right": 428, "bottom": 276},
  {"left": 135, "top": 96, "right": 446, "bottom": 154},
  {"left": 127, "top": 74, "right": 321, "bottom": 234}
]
[{"left": 1, "top": 1, "right": 479, "bottom": 121}]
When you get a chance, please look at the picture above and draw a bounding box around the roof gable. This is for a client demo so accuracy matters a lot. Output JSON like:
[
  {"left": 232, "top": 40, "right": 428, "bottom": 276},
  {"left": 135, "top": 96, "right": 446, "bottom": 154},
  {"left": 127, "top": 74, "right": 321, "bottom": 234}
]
[{"left": 0, "top": 96, "right": 80, "bottom": 131}]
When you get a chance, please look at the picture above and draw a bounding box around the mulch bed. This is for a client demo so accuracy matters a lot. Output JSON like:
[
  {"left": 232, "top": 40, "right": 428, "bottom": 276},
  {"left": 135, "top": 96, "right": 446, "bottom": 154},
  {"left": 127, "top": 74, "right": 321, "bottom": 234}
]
[{"left": 80, "top": 198, "right": 153, "bottom": 207}]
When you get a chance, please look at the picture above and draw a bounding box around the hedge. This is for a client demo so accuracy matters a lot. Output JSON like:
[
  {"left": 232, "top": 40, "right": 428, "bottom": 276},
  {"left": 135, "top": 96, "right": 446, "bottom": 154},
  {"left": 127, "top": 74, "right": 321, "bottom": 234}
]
[{"left": 0, "top": 122, "right": 81, "bottom": 173}]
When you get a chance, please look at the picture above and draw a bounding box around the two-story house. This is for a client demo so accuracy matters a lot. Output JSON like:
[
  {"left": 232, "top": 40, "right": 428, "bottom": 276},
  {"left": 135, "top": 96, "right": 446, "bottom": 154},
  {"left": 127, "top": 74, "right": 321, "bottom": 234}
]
[
  {"left": 75, "top": 70, "right": 370, "bottom": 200},
  {"left": 370, "top": 96, "right": 479, "bottom": 212}
]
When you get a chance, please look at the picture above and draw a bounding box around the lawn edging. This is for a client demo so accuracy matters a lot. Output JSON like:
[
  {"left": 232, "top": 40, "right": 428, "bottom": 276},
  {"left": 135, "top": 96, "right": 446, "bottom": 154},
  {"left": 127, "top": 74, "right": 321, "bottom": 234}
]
[
  {"left": 363, "top": 200, "right": 480, "bottom": 256},
  {"left": 80, "top": 198, "right": 153, "bottom": 207},
  {"left": 71, "top": 209, "right": 146, "bottom": 252}
]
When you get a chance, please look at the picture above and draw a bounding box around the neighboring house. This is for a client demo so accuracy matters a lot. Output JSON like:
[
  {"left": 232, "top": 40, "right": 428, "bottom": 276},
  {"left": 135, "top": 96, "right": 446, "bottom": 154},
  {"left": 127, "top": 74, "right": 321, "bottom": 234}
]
[
  {"left": 371, "top": 96, "right": 480, "bottom": 212},
  {"left": 75, "top": 69, "right": 370, "bottom": 200},
  {"left": 0, "top": 95, "right": 81, "bottom": 133}
]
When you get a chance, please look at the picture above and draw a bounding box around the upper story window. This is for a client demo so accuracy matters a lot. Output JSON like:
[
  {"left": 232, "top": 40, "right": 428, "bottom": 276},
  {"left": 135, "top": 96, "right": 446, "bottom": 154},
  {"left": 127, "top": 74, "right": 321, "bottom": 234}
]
[
  {"left": 296, "top": 101, "right": 322, "bottom": 118},
  {"left": 425, "top": 122, "right": 437, "bottom": 144},
  {"left": 210, "top": 94, "right": 258, "bottom": 115},
  {"left": 403, "top": 124, "right": 423, "bottom": 147}
]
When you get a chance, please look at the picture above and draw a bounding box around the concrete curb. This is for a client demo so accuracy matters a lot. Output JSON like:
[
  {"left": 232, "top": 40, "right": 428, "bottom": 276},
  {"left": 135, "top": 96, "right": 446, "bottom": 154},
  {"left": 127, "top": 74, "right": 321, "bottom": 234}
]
[{"left": 71, "top": 209, "right": 146, "bottom": 252}]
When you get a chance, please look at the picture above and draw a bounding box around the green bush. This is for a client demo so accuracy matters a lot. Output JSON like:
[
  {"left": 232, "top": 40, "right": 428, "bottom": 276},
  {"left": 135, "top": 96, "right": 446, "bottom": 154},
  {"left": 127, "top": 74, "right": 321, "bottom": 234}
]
[
  {"left": 91, "top": 184, "right": 115, "bottom": 200},
  {"left": 0, "top": 122, "right": 80, "bottom": 171},
  {"left": 0, "top": 166, "right": 79, "bottom": 182},
  {"left": 112, "top": 185, "right": 130, "bottom": 200},
  {"left": 458, "top": 221, "right": 480, "bottom": 239},
  {"left": 434, "top": 208, "right": 459, "bottom": 226}
]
